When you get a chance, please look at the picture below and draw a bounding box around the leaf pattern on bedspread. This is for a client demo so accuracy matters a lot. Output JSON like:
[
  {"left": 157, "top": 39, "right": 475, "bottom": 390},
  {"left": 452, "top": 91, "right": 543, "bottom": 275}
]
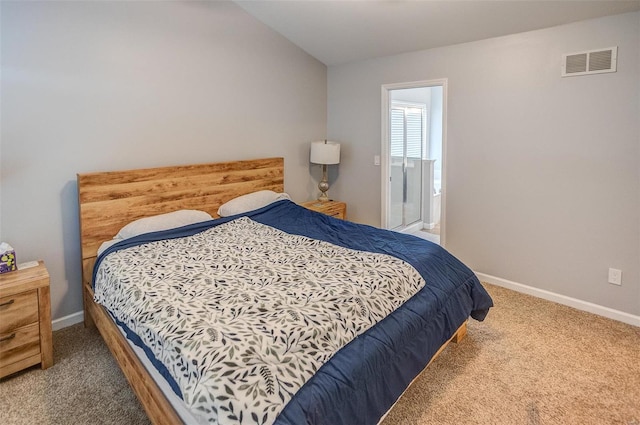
[{"left": 94, "top": 217, "right": 425, "bottom": 425}]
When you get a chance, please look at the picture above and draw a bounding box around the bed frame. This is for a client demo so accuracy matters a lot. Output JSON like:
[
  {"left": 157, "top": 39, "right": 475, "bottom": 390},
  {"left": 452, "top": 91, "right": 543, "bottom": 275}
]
[{"left": 76, "top": 156, "right": 466, "bottom": 425}]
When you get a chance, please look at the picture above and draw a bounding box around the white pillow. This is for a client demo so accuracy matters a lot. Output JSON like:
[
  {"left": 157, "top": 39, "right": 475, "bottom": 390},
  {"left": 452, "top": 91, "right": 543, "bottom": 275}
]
[
  {"left": 115, "top": 209, "right": 213, "bottom": 240},
  {"left": 217, "top": 190, "right": 290, "bottom": 217},
  {"left": 97, "top": 239, "right": 121, "bottom": 256}
]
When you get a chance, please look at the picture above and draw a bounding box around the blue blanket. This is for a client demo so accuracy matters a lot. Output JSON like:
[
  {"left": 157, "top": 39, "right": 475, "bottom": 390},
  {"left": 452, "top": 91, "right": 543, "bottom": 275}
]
[{"left": 94, "top": 200, "right": 493, "bottom": 425}]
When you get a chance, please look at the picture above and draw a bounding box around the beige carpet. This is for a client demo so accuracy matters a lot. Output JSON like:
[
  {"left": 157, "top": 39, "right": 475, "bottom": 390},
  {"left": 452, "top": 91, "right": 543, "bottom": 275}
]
[
  {"left": 382, "top": 284, "right": 640, "bottom": 425},
  {"left": 1, "top": 283, "right": 638, "bottom": 425}
]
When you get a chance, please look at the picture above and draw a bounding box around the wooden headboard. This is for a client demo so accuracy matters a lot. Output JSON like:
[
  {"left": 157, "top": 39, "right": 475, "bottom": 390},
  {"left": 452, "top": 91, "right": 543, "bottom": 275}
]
[{"left": 77, "top": 157, "right": 284, "bottom": 283}]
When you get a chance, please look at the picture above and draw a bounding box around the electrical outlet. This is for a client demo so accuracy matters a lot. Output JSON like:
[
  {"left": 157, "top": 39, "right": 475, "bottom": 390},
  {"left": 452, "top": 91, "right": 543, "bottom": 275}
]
[{"left": 608, "top": 268, "right": 622, "bottom": 286}]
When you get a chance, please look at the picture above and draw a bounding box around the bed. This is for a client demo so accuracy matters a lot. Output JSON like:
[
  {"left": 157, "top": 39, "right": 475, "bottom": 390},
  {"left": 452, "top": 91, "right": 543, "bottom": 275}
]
[{"left": 77, "top": 157, "right": 493, "bottom": 425}]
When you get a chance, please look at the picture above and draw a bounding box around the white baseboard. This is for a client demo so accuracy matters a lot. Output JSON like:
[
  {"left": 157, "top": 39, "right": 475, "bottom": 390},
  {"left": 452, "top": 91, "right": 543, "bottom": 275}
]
[
  {"left": 52, "top": 311, "right": 84, "bottom": 331},
  {"left": 475, "top": 272, "right": 640, "bottom": 327}
]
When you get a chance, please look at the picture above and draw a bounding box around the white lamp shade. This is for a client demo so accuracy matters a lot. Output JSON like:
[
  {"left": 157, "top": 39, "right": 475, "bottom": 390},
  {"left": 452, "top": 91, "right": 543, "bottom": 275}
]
[{"left": 310, "top": 140, "right": 340, "bottom": 165}]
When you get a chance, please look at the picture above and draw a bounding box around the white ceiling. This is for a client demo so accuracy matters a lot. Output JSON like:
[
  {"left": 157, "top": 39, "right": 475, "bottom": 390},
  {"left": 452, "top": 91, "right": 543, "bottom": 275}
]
[{"left": 235, "top": 0, "right": 640, "bottom": 66}]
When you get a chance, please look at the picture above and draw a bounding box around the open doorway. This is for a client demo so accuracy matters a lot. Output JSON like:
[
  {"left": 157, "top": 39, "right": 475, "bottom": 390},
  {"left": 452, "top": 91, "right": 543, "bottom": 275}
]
[{"left": 381, "top": 79, "right": 447, "bottom": 246}]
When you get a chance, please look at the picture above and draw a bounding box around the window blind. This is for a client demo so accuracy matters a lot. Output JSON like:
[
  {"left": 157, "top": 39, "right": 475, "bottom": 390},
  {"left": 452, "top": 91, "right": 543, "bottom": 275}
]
[
  {"left": 390, "top": 105, "right": 424, "bottom": 159},
  {"left": 405, "top": 108, "right": 422, "bottom": 159}
]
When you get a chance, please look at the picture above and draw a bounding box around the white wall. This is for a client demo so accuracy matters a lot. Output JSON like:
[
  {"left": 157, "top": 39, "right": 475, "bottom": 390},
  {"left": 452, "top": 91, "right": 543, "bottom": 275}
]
[
  {"left": 328, "top": 12, "right": 640, "bottom": 316},
  {"left": 0, "top": 1, "right": 327, "bottom": 321},
  {"left": 429, "top": 86, "right": 443, "bottom": 193}
]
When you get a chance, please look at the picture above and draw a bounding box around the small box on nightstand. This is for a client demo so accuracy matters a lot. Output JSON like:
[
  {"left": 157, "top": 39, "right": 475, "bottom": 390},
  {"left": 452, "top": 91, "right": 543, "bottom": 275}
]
[{"left": 0, "top": 243, "right": 17, "bottom": 274}]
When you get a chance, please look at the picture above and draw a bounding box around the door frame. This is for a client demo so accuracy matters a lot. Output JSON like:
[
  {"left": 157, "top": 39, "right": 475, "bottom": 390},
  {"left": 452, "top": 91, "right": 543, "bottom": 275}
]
[{"left": 381, "top": 78, "right": 448, "bottom": 246}]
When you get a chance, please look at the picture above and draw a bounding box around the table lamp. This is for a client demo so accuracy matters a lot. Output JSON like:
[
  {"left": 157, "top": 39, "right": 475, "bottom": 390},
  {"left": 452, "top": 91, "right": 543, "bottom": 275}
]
[{"left": 310, "top": 140, "right": 340, "bottom": 202}]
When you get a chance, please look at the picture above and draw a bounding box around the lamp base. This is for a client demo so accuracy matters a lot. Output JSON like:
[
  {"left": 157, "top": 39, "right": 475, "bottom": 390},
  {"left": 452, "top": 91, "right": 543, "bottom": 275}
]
[{"left": 317, "top": 164, "right": 330, "bottom": 202}]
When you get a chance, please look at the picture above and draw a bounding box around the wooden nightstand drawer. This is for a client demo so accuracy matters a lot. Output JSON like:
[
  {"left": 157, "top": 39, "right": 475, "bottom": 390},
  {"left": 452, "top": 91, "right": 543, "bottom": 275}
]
[
  {"left": 0, "top": 322, "right": 41, "bottom": 367},
  {"left": 0, "top": 289, "right": 39, "bottom": 334},
  {"left": 0, "top": 261, "right": 53, "bottom": 377}
]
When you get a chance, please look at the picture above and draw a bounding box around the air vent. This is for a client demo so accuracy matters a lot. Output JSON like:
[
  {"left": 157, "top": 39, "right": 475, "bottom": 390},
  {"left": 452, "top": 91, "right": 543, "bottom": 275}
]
[{"left": 561, "top": 47, "right": 617, "bottom": 77}]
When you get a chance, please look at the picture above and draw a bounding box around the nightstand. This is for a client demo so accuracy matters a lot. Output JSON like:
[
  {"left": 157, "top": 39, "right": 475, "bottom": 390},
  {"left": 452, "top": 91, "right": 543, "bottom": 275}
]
[
  {"left": 0, "top": 260, "right": 53, "bottom": 378},
  {"left": 300, "top": 200, "right": 347, "bottom": 220}
]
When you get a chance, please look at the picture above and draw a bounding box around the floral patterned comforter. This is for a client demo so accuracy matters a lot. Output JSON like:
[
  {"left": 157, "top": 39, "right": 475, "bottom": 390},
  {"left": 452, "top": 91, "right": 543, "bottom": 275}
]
[{"left": 94, "top": 217, "right": 426, "bottom": 424}]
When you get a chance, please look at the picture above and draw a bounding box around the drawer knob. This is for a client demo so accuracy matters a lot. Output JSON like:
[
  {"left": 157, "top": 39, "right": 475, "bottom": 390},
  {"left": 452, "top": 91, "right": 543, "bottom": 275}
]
[
  {"left": 0, "top": 333, "right": 16, "bottom": 342},
  {"left": 0, "top": 299, "right": 15, "bottom": 308}
]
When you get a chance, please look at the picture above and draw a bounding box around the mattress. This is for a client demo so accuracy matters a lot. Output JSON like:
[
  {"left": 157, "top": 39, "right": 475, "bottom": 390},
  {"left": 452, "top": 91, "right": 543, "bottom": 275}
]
[{"left": 93, "top": 200, "right": 493, "bottom": 425}]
